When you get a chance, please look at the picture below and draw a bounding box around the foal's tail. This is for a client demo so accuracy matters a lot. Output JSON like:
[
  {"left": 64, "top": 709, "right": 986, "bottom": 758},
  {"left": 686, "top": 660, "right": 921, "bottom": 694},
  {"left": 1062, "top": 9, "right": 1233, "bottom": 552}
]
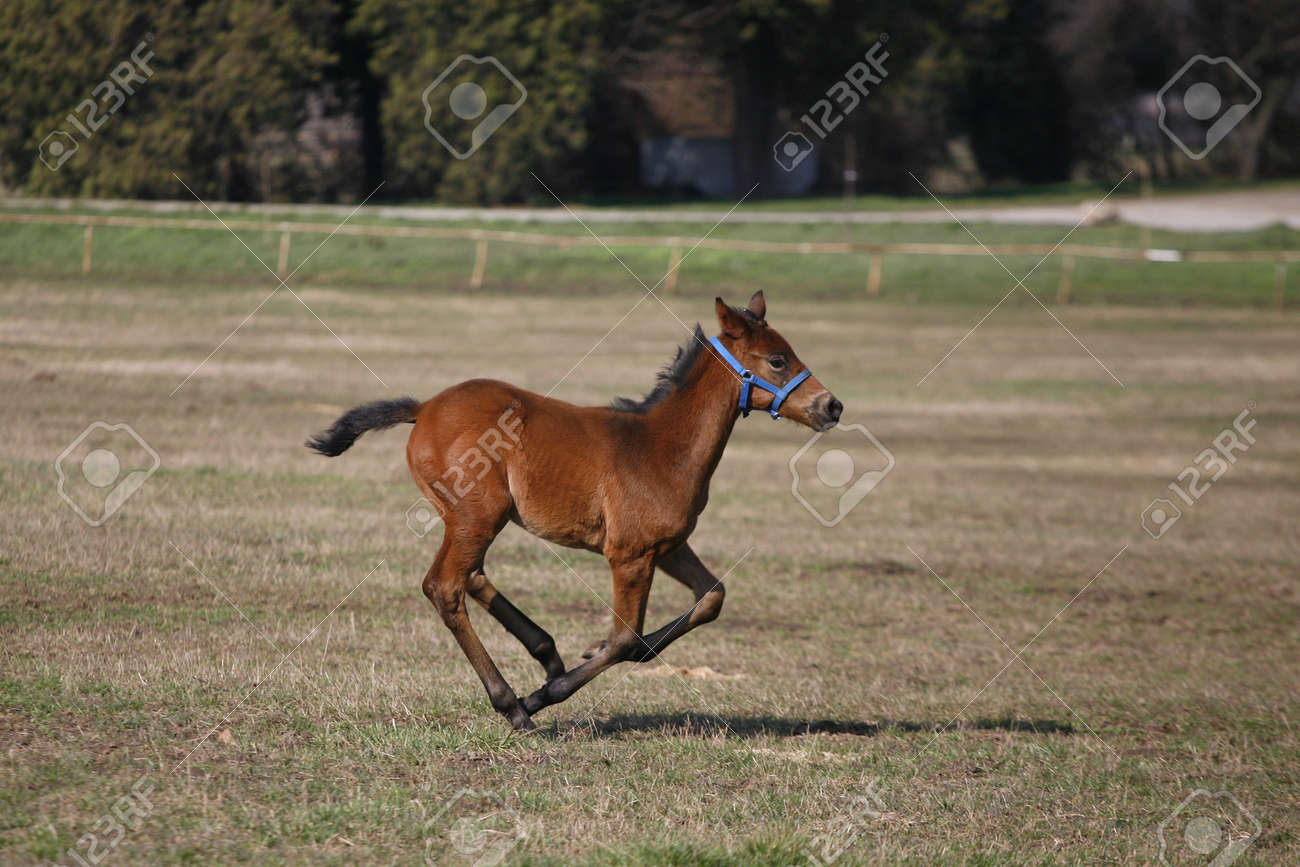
[{"left": 305, "top": 397, "right": 421, "bottom": 456}]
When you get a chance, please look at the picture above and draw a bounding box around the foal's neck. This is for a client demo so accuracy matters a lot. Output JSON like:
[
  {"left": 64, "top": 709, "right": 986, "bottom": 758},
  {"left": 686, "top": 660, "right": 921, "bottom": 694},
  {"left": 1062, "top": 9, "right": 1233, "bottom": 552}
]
[{"left": 643, "top": 343, "right": 741, "bottom": 491}]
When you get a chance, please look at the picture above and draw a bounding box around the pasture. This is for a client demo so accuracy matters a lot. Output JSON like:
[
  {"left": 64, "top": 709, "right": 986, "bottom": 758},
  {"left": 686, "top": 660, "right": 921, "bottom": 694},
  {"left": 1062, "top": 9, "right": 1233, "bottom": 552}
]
[
  {"left": 2, "top": 258, "right": 1298, "bottom": 863},
  {"left": 0, "top": 207, "right": 1297, "bottom": 306}
]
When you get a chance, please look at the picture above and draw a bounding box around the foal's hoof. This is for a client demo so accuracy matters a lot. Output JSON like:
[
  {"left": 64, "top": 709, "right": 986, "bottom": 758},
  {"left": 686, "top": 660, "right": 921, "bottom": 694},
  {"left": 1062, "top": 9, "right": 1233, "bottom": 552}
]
[
  {"left": 580, "top": 639, "right": 607, "bottom": 660},
  {"left": 506, "top": 706, "right": 537, "bottom": 732}
]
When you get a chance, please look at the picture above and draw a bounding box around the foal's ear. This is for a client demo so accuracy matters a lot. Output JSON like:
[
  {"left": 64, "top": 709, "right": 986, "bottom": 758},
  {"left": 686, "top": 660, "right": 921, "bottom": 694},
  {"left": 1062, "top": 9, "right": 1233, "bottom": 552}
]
[
  {"left": 747, "top": 290, "right": 766, "bottom": 321},
  {"left": 715, "top": 297, "right": 750, "bottom": 338}
]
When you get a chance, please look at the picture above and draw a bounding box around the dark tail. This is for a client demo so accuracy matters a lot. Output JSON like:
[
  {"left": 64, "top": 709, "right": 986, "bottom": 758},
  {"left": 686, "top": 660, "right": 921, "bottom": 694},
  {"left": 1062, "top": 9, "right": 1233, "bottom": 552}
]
[{"left": 305, "top": 397, "right": 421, "bottom": 456}]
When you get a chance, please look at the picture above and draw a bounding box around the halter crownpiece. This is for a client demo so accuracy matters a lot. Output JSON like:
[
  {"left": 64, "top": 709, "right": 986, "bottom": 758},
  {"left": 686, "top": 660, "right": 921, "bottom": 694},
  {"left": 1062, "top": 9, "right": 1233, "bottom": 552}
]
[{"left": 708, "top": 336, "right": 812, "bottom": 419}]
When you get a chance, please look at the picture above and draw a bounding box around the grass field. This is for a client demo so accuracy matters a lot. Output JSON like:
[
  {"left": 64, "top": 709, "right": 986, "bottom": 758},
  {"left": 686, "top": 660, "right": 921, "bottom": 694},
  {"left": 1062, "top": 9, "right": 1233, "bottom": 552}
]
[
  {"left": 0, "top": 208, "right": 1297, "bottom": 307},
  {"left": 2, "top": 265, "right": 1299, "bottom": 864}
]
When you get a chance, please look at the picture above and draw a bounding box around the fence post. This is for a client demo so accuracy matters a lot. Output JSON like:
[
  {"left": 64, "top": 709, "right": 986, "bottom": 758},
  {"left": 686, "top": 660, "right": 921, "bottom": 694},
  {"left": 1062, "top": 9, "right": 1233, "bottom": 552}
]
[
  {"left": 664, "top": 241, "right": 682, "bottom": 292},
  {"left": 81, "top": 224, "right": 94, "bottom": 275},
  {"left": 1056, "top": 255, "right": 1075, "bottom": 304},
  {"left": 277, "top": 231, "right": 291, "bottom": 278},
  {"left": 470, "top": 239, "right": 489, "bottom": 289},
  {"left": 1276, "top": 262, "right": 1287, "bottom": 309},
  {"left": 866, "top": 254, "right": 882, "bottom": 297}
]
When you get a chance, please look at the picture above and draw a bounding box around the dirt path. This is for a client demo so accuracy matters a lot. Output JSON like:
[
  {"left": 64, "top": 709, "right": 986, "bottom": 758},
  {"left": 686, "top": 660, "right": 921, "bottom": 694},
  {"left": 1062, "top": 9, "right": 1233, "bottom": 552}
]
[{"left": 3, "top": 188, "right": 1298, "bottom": 231}]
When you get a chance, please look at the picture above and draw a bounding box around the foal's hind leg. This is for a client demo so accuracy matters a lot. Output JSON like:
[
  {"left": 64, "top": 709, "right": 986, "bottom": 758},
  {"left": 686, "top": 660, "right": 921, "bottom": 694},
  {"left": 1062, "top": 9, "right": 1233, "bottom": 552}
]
[
  {"left": 424, "top": 526, "right": 534, "bottom": 731},
  {"left": 467, "top": 575, "right": 567, "bottom": 681},
  {"left": 581, "top": 542, "right": 725, "bottom": 661}
]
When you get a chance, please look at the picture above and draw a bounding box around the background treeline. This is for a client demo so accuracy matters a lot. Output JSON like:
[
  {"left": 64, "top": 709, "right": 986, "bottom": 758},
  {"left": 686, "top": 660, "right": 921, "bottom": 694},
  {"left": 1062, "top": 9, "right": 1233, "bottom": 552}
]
[{"left": 2, "top": 0, "right": 1297, "bottom": 204}]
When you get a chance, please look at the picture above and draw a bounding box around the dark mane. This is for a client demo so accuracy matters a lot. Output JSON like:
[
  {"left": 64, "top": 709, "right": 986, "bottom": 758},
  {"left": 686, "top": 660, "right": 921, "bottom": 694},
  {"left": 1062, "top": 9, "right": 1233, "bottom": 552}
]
[{"left": 611, "top": 324, "right": 709, "bottom": 413}]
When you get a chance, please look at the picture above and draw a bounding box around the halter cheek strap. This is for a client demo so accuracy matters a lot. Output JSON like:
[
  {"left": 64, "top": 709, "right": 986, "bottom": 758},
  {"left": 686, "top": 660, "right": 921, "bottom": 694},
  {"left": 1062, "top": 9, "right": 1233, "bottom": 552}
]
[{"left": 708, "top": 336, "right": 812, "bottom": 419}]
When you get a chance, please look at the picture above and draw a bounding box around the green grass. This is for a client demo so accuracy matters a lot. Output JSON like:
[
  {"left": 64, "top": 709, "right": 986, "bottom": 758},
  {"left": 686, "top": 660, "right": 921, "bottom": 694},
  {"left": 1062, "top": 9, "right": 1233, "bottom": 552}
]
[
  {"left": 1, "top": 280, "right": 1297, "bottom": 864},
  {"left": 1, "top": 202, "right": 1297, "bottom": 306}
]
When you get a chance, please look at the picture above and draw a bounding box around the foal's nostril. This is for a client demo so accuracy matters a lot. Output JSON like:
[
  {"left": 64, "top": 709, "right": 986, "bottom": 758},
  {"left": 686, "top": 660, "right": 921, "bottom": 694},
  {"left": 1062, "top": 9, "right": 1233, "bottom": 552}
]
[{"left": 826, "top": 396, "right": 843, "bottom": 421}]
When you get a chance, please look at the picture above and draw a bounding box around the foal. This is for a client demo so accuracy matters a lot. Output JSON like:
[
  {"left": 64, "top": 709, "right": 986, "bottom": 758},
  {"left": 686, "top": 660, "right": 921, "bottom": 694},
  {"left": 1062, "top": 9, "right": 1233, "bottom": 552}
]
[{"left": 307, "top": 292, "right": 841, "bottom": 731}]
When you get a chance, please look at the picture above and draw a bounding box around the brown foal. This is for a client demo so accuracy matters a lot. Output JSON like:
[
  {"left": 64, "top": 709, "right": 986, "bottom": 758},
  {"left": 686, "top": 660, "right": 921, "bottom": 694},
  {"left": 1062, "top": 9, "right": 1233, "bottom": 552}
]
[{"left": 307, "top": 292, "right": 841, "bottom": 731}]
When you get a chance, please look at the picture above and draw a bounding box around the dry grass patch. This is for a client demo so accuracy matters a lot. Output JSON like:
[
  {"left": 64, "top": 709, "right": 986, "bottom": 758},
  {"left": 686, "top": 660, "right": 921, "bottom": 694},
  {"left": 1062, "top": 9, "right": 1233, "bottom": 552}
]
[{"left": 1, "top": 280, "right": 1297, "bottom": 864}]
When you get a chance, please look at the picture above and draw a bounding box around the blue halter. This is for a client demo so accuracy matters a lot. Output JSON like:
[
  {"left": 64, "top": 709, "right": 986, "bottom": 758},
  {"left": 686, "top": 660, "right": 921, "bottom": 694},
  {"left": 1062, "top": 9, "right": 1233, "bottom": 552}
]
[{"left": 708, "top": 336, "right": 813, "bottom": 419}]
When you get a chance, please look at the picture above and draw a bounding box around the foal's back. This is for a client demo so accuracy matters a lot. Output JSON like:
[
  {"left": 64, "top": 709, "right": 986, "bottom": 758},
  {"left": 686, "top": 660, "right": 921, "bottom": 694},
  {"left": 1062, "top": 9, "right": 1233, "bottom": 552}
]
[{"left": 406, "top": 378, "right": 631, "bottom": 550}]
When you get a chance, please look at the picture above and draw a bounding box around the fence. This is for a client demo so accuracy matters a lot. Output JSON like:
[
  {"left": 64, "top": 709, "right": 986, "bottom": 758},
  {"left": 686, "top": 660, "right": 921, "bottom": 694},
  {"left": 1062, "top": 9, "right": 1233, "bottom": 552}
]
[{"left": 1, "top": 210, "right": 1295, "bottom": 305}]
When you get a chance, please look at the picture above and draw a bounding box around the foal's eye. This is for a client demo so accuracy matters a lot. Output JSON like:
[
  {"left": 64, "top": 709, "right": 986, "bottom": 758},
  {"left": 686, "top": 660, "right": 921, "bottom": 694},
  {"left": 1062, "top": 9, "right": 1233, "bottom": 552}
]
[{"left": 768, "top": 355, "right": 787, "bottom": 371}]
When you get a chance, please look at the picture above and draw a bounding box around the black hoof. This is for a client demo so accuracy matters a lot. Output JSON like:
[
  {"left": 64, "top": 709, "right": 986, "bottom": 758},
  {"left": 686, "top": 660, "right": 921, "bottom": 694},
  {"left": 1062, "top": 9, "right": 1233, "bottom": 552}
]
[{"left": 504, "top": 705, "right": 536, "bottom": 732}]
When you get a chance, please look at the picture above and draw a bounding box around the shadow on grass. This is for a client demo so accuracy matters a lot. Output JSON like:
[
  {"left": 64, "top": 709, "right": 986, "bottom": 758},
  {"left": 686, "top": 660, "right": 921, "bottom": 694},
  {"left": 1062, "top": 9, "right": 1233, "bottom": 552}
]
[{"left": 552, "top": 713, "right": 1075, "bottom": 739}]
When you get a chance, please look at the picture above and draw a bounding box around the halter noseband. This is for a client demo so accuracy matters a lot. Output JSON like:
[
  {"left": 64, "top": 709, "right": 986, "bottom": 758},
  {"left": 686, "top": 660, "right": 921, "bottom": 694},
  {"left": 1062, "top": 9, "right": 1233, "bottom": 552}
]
[{"left": 708, "top": 336, "right": 812, "bottom": 419}]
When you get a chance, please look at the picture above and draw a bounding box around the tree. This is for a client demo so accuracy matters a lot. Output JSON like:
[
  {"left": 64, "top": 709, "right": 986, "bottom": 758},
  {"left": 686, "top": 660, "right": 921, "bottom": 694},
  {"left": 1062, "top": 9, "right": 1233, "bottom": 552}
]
[
  {"left": 1172, "top": 0, "right": 1300, "bottom": 181},
  {"left": 953, "top": 0, "right": 1074, "bottom": 183},
  {"left": 352, "top": 0, "right": 603, "bottom": 203},
  {"left": 1049, "top": 0, "right": 1300, "bottom": 181},
  {"left": 0, "top": 0, "right": 338, "bottom": 199}
]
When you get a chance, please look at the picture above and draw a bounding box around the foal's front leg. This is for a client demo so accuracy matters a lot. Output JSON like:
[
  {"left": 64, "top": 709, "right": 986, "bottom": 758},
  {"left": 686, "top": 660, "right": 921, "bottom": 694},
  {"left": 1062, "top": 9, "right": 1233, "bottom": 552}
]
[
  {"left": 625, "top": 542, "right": 725, "bottom": 662},
  {"left": 580, "top": 542, "right": 725, "bottom": 662},
  {"left": 521, "top": 554, "right": 654, "bottom": 714}
]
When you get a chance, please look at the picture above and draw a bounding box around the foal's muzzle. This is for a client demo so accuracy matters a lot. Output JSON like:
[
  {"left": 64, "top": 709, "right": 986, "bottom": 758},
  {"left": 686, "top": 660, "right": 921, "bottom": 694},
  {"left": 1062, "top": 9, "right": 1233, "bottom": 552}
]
[{"left": 812, "top": 393, "right": 843, "bottom": 432}]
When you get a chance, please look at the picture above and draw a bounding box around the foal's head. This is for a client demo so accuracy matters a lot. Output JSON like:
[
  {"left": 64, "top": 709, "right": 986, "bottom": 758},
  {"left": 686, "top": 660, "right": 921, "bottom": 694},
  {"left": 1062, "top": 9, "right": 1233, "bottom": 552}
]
[{"left": 714, "top": 291, "right": 842, "bottom": 432}]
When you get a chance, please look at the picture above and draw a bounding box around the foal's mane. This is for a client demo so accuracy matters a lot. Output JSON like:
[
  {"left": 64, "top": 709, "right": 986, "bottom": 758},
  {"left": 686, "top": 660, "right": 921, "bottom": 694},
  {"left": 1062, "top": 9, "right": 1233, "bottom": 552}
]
[{"left": 610, "top": 324, "right": 709, "bottom": 413}]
